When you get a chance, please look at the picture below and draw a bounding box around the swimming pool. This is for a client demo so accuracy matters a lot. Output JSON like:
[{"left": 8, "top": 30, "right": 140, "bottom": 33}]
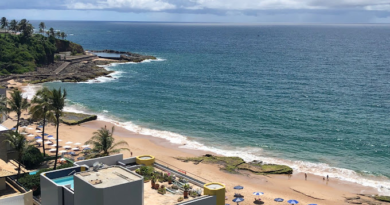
[
  {"left": 29, "top": 171, "right": 37, "bottom": 175},
  {"left": 52, "top": 176, "right": 74, "bottom": 189}
]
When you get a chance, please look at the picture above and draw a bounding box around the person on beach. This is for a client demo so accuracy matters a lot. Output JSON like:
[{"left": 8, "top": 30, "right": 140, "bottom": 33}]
[
  {"left": 131, "top": 151, "right": 133, "bottom": 157},
  {"left": 323, "top": 177, "right": 325, "bottom": 181},
  {"left": 305, "top": 173, "right": 307, "bottom": 180},
  {"left": 327, "top": 175, "right": 329, "bottom": 181}
]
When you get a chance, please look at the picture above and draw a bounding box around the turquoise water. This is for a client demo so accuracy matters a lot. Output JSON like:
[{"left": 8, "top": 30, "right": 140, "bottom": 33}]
[
  {"left": 29, "top": 171, "right": 37, "bottom": 175},
  {"left": 52, "top": 176, "right": 74, "bottom": 189},
  {"left": 27, "top": 21, "right": 390, "bottom": 192}
]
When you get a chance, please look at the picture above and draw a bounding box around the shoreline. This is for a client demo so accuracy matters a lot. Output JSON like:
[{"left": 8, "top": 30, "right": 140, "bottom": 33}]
[{"left": 4, "top": 80, "right": 389, "bottom": 204}]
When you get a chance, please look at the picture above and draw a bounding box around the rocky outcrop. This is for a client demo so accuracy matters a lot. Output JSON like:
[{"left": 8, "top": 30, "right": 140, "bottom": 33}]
[
  {"left": 89, "top": 49, "right": 157, "bottom": 62},
  {"left": 61, "top": 112, "right": 97, "bottom": 125},
  {"left": 55, "top": 39, "right": 84, "bottom": 54},
  {"left": 176, "top": 155, "right": 293, "bottom": 174}
]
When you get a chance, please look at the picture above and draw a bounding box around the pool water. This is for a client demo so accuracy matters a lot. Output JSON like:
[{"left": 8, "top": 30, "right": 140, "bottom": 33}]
[
  {"left": 52, "top": 176, "right": 74, "bottom": 189},
  {"left": 29, "top": 171, "right": 37, "bottom": 175}
]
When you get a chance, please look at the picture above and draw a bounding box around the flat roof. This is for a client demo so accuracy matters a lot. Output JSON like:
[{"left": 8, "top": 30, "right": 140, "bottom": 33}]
[{"left": 75, "top": 166, "right": 141, "bottom": 188}]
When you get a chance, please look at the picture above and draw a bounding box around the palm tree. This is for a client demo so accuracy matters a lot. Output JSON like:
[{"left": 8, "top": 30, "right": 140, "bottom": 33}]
[
  {"left": 45, "top": 30, "right": 50, "bottom": 37},
  {"left": 39, "top": 22, "right": 45, "bottom": 34},
  {"left": 50, "top": 88, "right": 66, "bottom": 170},
  {"left": 3, "top": 131, "right": 32, "bottom": 179},
  {"left": 49, "top": 28, "right": 55, "bottom": 37},
  {"left": 0, "top": 95, "right": 7, "bottom": 123},
  {"left": 85, "top": 126, "right": 130, "bottom": 156},
  {"left": 17, "top": 19, "right": 28, "bottom": 32},
  {"left": 30, "top": 88, "right": 55, "bottom": 157},
  {"left": 56, "top": 31, "right": 61, "bottom": 39},
  {"left": 60, "top": 32, "right": 65, "bottom": 40},
  {"left": 7, "top": 90, "right": 29, "bottom": 132},
  {"left": 1, "top": 17, "right": 8, "bottom": 33},
  {"left": 9, "top": 19, "right": 18, "bottom": 33}
]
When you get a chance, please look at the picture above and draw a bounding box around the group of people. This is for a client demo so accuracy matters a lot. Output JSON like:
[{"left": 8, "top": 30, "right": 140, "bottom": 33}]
[{"left": 288, "top": 173, "right": 330, "bottom": 181}]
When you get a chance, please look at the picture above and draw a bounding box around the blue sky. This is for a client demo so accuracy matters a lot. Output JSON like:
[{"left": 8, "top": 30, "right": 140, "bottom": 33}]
[{"left": 1, "top": 0, "right": 390, "bottom": 23}]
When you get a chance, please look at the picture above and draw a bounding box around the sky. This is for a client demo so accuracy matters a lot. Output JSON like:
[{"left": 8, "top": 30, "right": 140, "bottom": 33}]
[{"left": 0, "top": 0, "right": 390, "bottom": 23}]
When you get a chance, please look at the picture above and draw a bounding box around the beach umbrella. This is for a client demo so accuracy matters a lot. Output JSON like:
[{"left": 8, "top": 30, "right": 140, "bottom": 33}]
[
  {"left": 27, "top": 127, "right": 33, "bottom": 130},
  {"left": 288, "top": 200, "right": 299, "bottom": 204},
  {"left": 44, "top": 141, "right": 52, "bottom": 144},
  {"left": 20, "top": 132, "right": 28, "bottom": 135},
  {"left": 72, "top": 147, "right": 80, "bottom": 151},
  {"left": 83, "top": 147, "right": 91, "bottom": 150},
  {"left": 59, "top": 150, "right": 67, "bottom": 153},
  {"left": 232, "top": 197, "right": 244, "bottom": 204},
  {"left": 51, "top": 144, "right": 57, "bottom": 147},
  {"left": 74, "top": 142, "right": 81, "bottom": 145},
  {"left": 49, "top": 148, "right": 57, "bottom": 152},
  {"left": 36, "top": 139, "right": 43, "bottom": 142},
  {"left": 36, "top": 130, "right": 42, "bottom": 133},
  {"left": 63, "top": 145, "right": 71, "bottom": 149},
  {"left": 38, "top": 126, "right": 43, "bottom": 128},
  {"left": 35, "top": 136, "right": 42, "bottom": 139},
  {"left": 44, "top": 133, "right": 49, "bottom": 136},
  {"left": 11, "top": 128, "right": 16, "bottom": 131},
  {"left": 253, "top": 192, "right": 264, "bottom": 196},
  {"left": 47, "top": 136, "right": 54, "bottom": 139},
  {"left": 27, "top": 134, "right": 35, "bottom": 137},
  {"left": 66, "top": 141, "right": 73, "bottom": 144},
  {"left": 234, "top": 186, "right": 244, "bottom": 190},
  {"left": 58, "top": 139, "right": 63, "bottom": 142},
  {"left": 308, "top": 204, "right": 317, "bottom": 205},
  {"left": 274, "top": 198, "right": 284, "bottom": 202},
  {"left": 82, "top": 145, "right": 89, "bottom": 148},
  {"left": 22, "top": 126, "right": 27, "bottom": 128}
]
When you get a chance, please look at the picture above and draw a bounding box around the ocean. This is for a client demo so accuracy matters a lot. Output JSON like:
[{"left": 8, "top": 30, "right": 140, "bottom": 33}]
[{"left": 27, "top": 21, "right": 390, "bottom": 193}]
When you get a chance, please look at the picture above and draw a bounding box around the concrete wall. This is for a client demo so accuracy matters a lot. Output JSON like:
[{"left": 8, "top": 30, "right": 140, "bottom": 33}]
[
  {"left": 73, "top": 176, "right": 103, "bottom": 205},
  {"left": 0, "top": 177, "right": 5, "bottom": 190},
  {"left": 0, "top": 190, "right": 33, "bottom": 205},
  {"left": 40, "top": 174, "right": 63, "bottom": 205},
  {"left": 45, "top": 167, "right": 80, "bottom": 179},
  {"left": 176, "top": 196, "right": 216, "bottom": 205},
  {"left": 63, "top": 187, "right": 74, "bottom": 205},
  {"left": 118, "top": 157, "right": 136, "bottom": 165},
  {"left": 74, "top": 154, "right": 123, "bottom": 167}
]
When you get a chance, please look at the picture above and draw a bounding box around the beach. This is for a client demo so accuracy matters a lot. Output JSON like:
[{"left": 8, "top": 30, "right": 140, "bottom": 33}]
[{"left": 1, "top": 81, "right": 384, "bottom": 205}]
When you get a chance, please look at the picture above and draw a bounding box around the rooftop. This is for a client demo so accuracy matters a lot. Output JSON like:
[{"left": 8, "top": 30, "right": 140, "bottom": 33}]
[{"left": 75, "top": 166, "right": 141, "bottom": 188}]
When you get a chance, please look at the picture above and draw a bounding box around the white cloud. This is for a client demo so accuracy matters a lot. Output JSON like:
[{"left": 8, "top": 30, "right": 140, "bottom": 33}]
[{"left": 66, "top": 0, "right": 176, "bottom": 11}]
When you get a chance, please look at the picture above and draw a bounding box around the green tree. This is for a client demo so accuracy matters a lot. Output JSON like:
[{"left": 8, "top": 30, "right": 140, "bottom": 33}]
[
  {"left": 39, "top": 22, "right": 45, "bottom": 34},
  {"left": 3, "top": 131, "right": 33, "bottom": 179},
  {"left": 0, "top": 95, "right": 7, "bottom": 122},
  {"left": 30, "top": 87, "right": 55, "bottom": 157},
  {"left": 85, "top": 126, "right": 130, "bottom": 156},
  {"left": 9, "top": 19, "right": 18, "bottom": 33},
  {"left": 45, "top": 30, "right": 50, "bottom": 37},
  {"left": 1, "top": 17, "right": 8, "bottom": 33},
  {"left": 7, "top": 90, "right": 29, "bottom": 131},
  {"left": 22, "top": 23, "right": 34, "bottom": 38},
  {"left": 50, "top": 88, "right": 66, "bottom": 170},
  {"left": 21, "top": 147, "right": 44, "bottom": 169}
]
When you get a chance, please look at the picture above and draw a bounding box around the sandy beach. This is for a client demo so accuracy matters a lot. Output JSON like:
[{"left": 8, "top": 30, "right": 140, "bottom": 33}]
[{"left": 2, "top": 80, "right": 386, "bottom": 205}]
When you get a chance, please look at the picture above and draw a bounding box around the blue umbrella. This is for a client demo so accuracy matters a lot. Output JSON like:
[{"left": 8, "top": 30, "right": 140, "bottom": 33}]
[
  {"left": 83, "top": 147, "right": 91, "bottom": 150},
  {"left": 253, "top": 192, "right": 264, "bottom": 196},
  {"left": 288, "top": 199, "right": 299, "bottom": 204},
  {"left": 35, "top": 136, "right": 42, "bottom": 139},
  {"left": 233, "top": 186, "right": 244, "bottom": 190},
  {"left": 225, "top": 204, "right": 231, "bottom": 205},
  {"left": 232, "top": 197, "right": 244, "bottom": 203},
  {"left": 44, "top": 133, "right": 49, "bottom": 136},
  {"left": 308, "top": 204, "right": 317, "bottom": 205},
  {"left": 48, "top": 135, "right": 53, "bottom": 138},
  {"left": 274, "top": 198, "right": 284, "bottom": 202},
  {"left": 38, "top": 126, "right": 43, "bottom": 128},
  {"left": 11, "top": 128, "right": 16, "bottom": 130}
]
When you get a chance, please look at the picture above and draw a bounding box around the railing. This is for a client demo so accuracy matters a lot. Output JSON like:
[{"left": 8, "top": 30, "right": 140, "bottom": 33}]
[{"left": 155, "top": 159, "right": 212, "bottom": 184}]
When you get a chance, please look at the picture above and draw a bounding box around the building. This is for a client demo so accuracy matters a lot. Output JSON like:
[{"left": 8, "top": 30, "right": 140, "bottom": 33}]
[
  {"left": 0, "top": 162, "right": 33, "bottom": 205},
  {"left": 40, "top": 154, "right": 224, "bottom": 205},
  {"left": 0, "top": 125, "right": 18, "bottom": 163}
]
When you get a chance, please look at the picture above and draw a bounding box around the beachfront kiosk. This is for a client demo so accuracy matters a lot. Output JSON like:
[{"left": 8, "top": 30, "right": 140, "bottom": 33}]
[
  {"left": 204, "top": 182, "right": 225, "bottom": 205},
  {"left": 136, "top": 155, "right": 155, "bottom": 166}
]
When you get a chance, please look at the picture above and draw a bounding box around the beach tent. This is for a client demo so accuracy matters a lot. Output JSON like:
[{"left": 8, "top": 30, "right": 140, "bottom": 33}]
[
  {"left": 288, "top": 199, "right": 299, "bottom": 204},
  {"left": 274, "top": 198, "right": 284, "bottom": 202}
]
